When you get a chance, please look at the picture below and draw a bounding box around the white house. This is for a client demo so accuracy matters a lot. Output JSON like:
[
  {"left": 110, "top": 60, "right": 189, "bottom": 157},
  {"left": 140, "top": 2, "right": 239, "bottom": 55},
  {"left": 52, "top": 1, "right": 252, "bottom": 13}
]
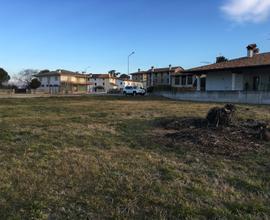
[
  {"left": 89, "top": 74, "right": 143, "bottom": 93},
  {"left": 159, "top": 44, "right": 270, "bottom": 104},
  {"left": 182, "top": 44, "right": 270, "bottom": 92}
]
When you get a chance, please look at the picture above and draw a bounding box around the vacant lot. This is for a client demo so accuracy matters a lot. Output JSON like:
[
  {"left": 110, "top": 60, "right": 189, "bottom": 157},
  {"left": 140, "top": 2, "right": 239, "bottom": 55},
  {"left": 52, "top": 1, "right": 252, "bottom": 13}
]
[{"left": 0, "top": 96, "right": 269, "bottom": 219}]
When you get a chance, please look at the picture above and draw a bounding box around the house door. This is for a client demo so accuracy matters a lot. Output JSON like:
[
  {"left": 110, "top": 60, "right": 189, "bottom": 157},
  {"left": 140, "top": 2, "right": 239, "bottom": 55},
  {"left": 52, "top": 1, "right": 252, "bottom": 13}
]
[{"left": 253, "top": 76, "right": 260, "bottom": 91}]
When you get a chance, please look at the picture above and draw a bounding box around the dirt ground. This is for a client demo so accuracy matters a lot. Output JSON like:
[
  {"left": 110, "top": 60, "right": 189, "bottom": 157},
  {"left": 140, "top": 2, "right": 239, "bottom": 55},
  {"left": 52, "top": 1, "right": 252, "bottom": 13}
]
[{"left": 154, "top": 114, "right": 270, "bottom": 158}]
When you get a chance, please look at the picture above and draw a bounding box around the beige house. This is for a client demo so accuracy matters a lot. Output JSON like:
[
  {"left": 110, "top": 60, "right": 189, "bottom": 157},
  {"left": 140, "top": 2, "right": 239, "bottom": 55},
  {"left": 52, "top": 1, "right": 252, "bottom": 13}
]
[
  {"left": 131, "top": 65, "right": 183, "bottom": 88},
  {"left": 35, "top": 70, "right": 91, "bottom": 94}
]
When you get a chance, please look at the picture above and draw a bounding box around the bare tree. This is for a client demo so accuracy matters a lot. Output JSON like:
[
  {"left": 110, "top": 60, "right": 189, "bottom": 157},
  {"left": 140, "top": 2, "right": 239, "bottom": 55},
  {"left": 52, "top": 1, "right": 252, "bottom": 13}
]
[{"left": 15, "top": 69, "right": 39, "bottom": 88}]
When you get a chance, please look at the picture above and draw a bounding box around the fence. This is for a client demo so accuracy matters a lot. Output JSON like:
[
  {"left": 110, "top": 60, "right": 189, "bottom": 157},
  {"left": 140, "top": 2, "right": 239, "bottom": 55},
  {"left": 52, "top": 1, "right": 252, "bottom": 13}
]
[
  {"left": 154, "top": 91, "right": 270, "bottom": 105},
  {"left": 0, "top": 89, "right": 14, "bottom": 96}
]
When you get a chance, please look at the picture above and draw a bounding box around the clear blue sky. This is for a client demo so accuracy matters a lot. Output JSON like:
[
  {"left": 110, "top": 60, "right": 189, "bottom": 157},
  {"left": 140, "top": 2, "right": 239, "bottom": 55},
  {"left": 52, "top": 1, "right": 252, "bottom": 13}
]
[{"left": 0, "top": 0, "right": 269, "bottom": 76}]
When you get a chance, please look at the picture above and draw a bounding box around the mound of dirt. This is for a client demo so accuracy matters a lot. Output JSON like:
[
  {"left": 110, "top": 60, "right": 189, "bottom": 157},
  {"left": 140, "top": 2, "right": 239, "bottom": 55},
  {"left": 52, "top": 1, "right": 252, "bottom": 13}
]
[{"left": 154, "top": 108, "right": 269, "bottom": 157}]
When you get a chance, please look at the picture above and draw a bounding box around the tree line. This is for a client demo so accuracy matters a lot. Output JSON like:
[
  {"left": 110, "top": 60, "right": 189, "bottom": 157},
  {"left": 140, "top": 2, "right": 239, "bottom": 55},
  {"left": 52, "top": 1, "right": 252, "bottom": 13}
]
[
  {"left": 0, "top": 68, "right": 131, "bottom": 90},
  {"left": 0, "top": 68, "right": 41, "bottom": 90}
]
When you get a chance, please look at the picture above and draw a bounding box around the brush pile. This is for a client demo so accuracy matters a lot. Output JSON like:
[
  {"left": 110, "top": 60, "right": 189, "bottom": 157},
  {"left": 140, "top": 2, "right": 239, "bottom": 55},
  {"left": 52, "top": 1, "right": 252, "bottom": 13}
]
[{"left": 155, "top": 104, "right": 269, "bottom": 157}]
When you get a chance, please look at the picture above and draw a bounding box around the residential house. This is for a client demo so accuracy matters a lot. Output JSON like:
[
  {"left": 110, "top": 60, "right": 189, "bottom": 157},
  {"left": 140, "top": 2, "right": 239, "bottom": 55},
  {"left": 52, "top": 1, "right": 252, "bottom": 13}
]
[
  {"left": 89, "top": 74, "right": 143, "bottom": 93},
  {"left": 35, "top": 70, "right": 91, "bottom": 94},
  {"left": 130, "top": 69, "right": 149, "bottom": 88},
  {"left": 171, "top": 71, "right": 198, "bottom": 91},
  {"left": 89, "top": 74, "right": 115, "bottom": 93},
  {"left": 183, "top": 44, "right": 270, "bottom": 92},
  {"left": 131, "top": 65, "right": 184, "bottom": 88},
  {"left": 160, "top": 44, "right": 270, "bottom": 104}
]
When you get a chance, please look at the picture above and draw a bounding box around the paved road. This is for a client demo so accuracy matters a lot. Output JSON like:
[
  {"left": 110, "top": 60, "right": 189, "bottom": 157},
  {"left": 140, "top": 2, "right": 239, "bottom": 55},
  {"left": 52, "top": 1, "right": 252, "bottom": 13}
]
[{"left": 0, "top": 93, "right": 126, "bottom": 99}]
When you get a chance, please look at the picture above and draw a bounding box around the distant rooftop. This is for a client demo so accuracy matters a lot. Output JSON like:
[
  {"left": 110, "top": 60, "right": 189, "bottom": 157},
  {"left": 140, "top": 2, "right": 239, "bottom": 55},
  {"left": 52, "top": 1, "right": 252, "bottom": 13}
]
[
  {"left": 35, "top": 69, "right": 90, "bottom": 77},
  {"left": 131, "top": 66, "right": 183, "bottom": 75},
  {"left": 185, "top": 52, "right": 270, "bottom": 73}
]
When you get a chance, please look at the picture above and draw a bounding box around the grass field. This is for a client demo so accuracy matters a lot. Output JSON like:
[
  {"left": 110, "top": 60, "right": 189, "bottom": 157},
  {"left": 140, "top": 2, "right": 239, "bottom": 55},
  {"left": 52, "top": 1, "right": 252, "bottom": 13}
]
[{"left": 0, "top": 96, "right": 270, "bottom": 219}]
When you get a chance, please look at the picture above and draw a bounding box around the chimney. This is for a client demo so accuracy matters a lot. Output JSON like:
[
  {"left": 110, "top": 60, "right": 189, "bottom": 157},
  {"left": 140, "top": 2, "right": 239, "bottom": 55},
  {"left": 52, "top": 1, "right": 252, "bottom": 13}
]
[
  {"left": 247, "top": 44, "right": 259, "bottom": 58},
  {"left": 169, "top": 64, "right": 172, "bottom": 70},
  {"left": 151, "top": 66, "right": 155, "bottom": 72},
  {"left": 138, "top": 68, "right": 141, "bottom": 72}
]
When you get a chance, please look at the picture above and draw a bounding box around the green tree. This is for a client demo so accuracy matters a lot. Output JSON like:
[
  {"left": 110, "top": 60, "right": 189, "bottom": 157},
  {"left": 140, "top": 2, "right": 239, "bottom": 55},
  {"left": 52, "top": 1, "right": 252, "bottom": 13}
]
[
  {"left": 108, "top": 70, "right": 116, "bottom": 75},
  {"left": 0, "top": 68, "right": 10, "bottom": 87},
  {"left": 29, "top": 78, "right": 41, "bottom": 90},
  {"left": 216, "top": 56, "right": 228, "bottom": 63},
  {"left": 119, "top": 74, "right": 130, "bottom": 80},
  {"left": 39, "top": 69, "right": 50, "bottom": 74},
  {"left": 108, "top": 70, "right": 121, "bottom": 77}
]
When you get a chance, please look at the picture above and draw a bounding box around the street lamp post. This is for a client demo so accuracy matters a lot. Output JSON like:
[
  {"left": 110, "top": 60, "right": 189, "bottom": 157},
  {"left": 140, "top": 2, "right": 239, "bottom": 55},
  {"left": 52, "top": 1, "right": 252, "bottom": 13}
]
[
  {"left": 128, "top": 51, "right": 135, "bottom": 75},
  {"left": 84, "top": 66, "right": 91, "bottom": 93}
]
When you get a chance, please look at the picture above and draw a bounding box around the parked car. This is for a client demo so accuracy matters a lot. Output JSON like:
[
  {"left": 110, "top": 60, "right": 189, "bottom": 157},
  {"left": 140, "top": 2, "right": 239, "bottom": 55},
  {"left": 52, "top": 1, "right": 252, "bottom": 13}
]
[
  {"left": 123, "top": 86, "right": 146, "bottom": 96},
  {"left": 15, "top": 88, "right": 27, "bottom": 94}
]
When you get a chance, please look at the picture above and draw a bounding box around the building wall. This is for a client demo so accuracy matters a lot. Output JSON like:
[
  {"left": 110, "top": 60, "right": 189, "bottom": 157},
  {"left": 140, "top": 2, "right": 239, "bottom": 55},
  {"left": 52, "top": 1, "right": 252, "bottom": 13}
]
[
  {"left": 38, "top": 75, "right": 60, "bottom": 93},
  {"left": 206, "top": 68, "right": 270, "bottom": 91},
  {"left": 206, "top": 71, "right": 234, "bottom": 91},
  {"left": 38, "top": 74, "right": 88, "bottom": 93},
  {"left": 152, "top": 72, "right": 170, "bottom": 85},
  {"left": 132, "top": 73, "right": 148, "bottom": 88},
  {"left": 89, "top": 78, "right": 108, "bottom": 92},
  {"left": 89, "top": 77, "right": 144, "bottom": 93},
  {"left": 61, "top": 75, "right": 88, "bottom": 84},
  {"left": 242, "top": 69, "right": 270, "bottom": 91},
  {"left": 155, "top": 90, "right": 270, "bottom": 105},
  {"left": 39, "top": 75, "right": 60, "bottom": 87}
]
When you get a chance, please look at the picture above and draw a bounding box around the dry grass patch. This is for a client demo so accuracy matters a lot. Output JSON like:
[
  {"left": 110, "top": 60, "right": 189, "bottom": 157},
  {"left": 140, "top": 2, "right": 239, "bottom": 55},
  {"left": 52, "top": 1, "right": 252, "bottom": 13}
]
[{"left": 0, "top": 96, "right": 269, "bottom": 219}]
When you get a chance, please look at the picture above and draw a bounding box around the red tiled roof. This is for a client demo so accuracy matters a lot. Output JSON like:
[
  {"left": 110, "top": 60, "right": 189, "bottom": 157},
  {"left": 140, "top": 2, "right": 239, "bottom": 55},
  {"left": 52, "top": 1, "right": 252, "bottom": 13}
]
[
  {"left": 130, "top": 71, "right": 148, "bottom": 75},
  {"left": 35, "top": 69, "right": 90, "bottom": 77},
  {"left": 92, "top": 73, "right": 117, "bottom": 79},
  {"left": 91, "top": 74, "right": 110, "bottom": 79},
  {"left": 185, "top": 52, "right": 270, "bottom": 73}
]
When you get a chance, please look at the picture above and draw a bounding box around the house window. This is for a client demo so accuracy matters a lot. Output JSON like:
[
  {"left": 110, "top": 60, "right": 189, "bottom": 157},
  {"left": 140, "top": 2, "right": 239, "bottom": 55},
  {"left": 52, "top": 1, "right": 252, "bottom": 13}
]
[
  {"left": 95, "top": 83, "right": 97, "bottom": 86},
  {"left": 175, "top": 76, "right": 180, "bottom": 85},
  {"left": 103, "top": 83, "right": 105, "bottom": 86},
  {"left": 187, "top": 76, "right": 193, "bottom": 85},
  {"left": 55, "top": 76, "right": 58, "bottom": 81},
  {"left": 181, "top": 76, "right": 187, "bottom": 85}
]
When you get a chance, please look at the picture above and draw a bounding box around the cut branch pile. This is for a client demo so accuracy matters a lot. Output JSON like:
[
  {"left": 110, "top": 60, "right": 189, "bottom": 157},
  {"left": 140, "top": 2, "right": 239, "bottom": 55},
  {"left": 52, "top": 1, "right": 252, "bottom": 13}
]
[{"left": 155, "top": 104, "right": 269, "bottom": 157}]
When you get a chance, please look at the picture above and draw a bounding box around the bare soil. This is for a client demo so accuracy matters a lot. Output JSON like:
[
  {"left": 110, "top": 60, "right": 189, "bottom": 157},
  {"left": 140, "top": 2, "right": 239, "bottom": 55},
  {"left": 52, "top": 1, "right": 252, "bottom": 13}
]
[{"left": 154, "top": 117, "right": 270, "bottom": 157}]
